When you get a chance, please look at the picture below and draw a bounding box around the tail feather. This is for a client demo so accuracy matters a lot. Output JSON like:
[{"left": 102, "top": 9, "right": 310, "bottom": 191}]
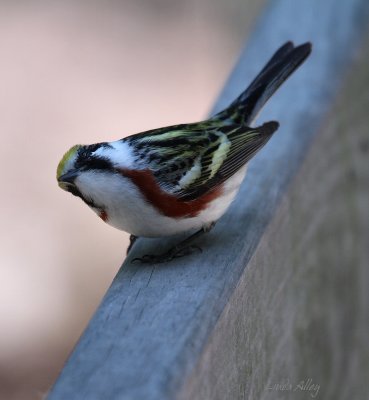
[
  {"left": 253, "top": 41, "right": 294, "bottom": 79},
  {"left": 214, "top": 42, "right": 312, "bottom": 125}
]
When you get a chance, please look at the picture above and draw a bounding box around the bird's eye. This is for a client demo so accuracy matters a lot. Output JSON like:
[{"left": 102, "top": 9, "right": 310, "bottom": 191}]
[
  {"left": 84, "top": 157, "right": 112, "bottom": 170},
  {"left": 75, "top": 155, "right": 112, "bottom": 171}
]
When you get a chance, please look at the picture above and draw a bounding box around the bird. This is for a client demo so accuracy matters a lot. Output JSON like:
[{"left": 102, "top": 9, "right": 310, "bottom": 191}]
[{"left": 57, "top": 41, "right": 312, "bottom": 263}]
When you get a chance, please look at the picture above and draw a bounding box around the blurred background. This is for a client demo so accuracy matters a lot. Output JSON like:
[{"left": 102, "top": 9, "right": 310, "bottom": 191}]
[{"left": 0, "top": 0, "right": 265, "bottom": 398}]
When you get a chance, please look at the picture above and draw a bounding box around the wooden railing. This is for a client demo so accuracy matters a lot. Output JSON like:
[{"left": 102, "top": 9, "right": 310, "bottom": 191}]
[{"left": 48, "top": 0, "right": 369, "bottom": 399}]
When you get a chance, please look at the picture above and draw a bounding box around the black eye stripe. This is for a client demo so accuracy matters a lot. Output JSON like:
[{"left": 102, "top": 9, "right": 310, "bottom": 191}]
[
  {"left": 75, "top": 143, "right": 114, "bottom": 171},
  {"left": 83, "top": 156, "right": 113, "bottom": 171},
  {"left": 75, "top": 152, "right": 113, "bottom": 171}
]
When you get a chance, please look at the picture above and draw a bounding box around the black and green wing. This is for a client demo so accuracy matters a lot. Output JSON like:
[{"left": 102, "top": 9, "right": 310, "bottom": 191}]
[
  {"left": 125, "top": 120, "right": 278, "bottom": 200},
  {"left": 175, "top": 121, "right": 278, "bottom": 200}
]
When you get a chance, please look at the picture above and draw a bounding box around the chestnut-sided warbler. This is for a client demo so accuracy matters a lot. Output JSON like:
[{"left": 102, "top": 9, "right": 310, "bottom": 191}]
[{"left": 57, "top": 42, "right": 311, "bottom": 262}]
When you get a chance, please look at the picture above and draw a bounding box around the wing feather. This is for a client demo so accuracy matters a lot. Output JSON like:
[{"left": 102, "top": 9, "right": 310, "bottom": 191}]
[
  {"left": 177, "top": 121, "right": 278, "bottom": 200},
  {"left": 124, "top": 120, "right": 278, "bottom": 200}
]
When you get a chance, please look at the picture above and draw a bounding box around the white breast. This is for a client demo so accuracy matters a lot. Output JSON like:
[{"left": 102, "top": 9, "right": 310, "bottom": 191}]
[{"left": 76, "top": 164, "right": 247, "bottom": 238}]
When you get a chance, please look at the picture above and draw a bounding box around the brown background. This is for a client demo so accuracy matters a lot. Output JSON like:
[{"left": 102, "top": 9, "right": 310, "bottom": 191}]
[{"left": 0, "top": 1, "right": 264, "bottom": 398}]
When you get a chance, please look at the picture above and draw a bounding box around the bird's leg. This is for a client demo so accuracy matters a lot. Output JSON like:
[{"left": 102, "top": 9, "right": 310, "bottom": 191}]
[
  {"left": 132, "top": 222, "right": 216, "bottom": 264},
  {"left": 127, "top": 234, "right": 138, "bottom": 255}
]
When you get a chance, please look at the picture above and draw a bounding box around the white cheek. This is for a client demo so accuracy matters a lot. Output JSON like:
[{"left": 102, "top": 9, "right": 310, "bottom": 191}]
[
  {"left": 76, "top": 171, "right": 133, "bottom": 205},
  {"left": 93, "top": 141, "right": 135, "bottom": 169}
]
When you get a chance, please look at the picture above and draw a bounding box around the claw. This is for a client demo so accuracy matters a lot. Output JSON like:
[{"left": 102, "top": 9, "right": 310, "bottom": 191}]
[
  {"left": 130, "top": 225, "right": 212, "bottom": 264},
  {"left": 131, "top": 244, "right": 203, "bottom": 264},
  {"left": 127, "top": 235, "right": 138, "bottom": 255},
  {"left": 172, "top": 245, "right": 202, "bottom": 259}
]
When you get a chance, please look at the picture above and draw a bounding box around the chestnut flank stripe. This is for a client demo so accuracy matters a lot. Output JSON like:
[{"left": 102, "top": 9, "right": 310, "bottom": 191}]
[
  {"left": 99, "top": 210, "right": 108, "bottom": 222},
  {"left": 119, "top": 168, "right": 222, "bottom": 218}
]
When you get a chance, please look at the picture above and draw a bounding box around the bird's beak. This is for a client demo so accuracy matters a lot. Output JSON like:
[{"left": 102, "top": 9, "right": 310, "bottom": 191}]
[
  {"left": 58, "top": 169, "right": 79, "bottom": 184},
  {"left": 58, "top": 169, "right": 79, "bottom": 191}
]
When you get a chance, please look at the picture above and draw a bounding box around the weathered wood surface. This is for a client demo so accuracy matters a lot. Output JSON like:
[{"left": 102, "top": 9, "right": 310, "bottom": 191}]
[
  {"left": 179, "top": 35, "right": 369, "bottom": 400},
  {"left": 48, "top": 0, "right": 369, "bottom": 399}
]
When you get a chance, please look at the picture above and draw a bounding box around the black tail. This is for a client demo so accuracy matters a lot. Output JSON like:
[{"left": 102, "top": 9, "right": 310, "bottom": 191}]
[{"left": 214, "top": 42, "right": 312, "bottom": 125}]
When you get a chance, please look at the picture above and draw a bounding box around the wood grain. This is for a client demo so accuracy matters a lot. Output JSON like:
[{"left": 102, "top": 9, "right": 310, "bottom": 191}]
[
  {"left": 179, "top": 34, "right": 369, "bottom": 400},
  {"left": 48, "top": 0, "right": 369, "bottom": 399}
]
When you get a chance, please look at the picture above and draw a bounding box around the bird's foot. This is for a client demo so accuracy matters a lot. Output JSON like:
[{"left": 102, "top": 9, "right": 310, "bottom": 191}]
[
  {"left": 132, "top": 244, "right": 202, "bottom": 264},
  {"left": 127, "top": 234, "right": 138, "bottom": 255},
  {"left": 130, "top": 223, "right": 215, "bottom": 264}
]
